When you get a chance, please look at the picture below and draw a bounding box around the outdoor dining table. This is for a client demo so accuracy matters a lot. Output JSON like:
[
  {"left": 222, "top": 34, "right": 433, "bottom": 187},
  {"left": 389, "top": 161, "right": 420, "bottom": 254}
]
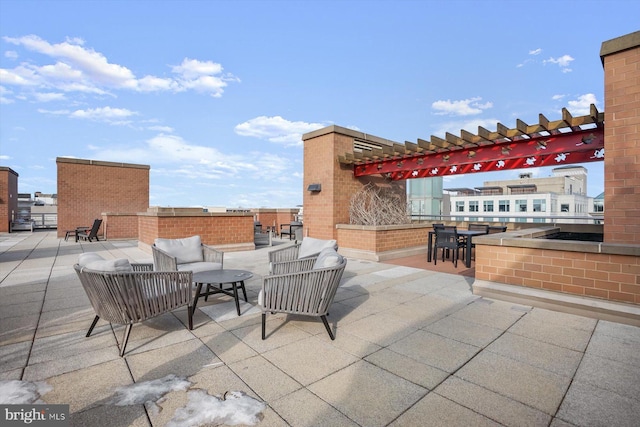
[{"left": 427, "top": 229, "right": 488, "bottom": 268}]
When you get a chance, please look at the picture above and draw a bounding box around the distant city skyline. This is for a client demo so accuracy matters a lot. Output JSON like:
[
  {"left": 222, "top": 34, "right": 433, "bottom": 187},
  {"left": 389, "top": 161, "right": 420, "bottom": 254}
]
[{"left": 2, "top": 1, "right": 638, "bottom": 206}]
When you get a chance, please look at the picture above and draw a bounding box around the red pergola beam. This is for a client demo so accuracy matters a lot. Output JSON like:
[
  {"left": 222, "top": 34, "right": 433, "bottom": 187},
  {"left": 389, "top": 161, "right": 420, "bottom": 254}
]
[{"left": 353, "top": 127, "right": 604, "bottom": 179}]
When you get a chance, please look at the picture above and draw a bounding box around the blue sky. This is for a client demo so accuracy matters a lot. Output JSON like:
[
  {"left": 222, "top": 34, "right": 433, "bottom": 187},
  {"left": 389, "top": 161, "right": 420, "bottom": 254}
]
[{"left": 1, "top": 0, "right": 638, "bottom": 208}]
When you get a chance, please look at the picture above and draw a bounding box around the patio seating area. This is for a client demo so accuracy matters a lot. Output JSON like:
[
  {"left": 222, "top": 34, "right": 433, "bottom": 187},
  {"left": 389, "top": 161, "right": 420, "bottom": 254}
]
[{"left": 1, "top": 230, "right": 639, "bottom": 426}]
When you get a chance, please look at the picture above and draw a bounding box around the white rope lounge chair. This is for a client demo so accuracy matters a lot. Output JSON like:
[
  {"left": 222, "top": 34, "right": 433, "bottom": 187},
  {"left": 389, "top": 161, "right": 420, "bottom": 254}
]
[
  {"left": 260, "top": 248, "right": 346, "bottom": 340},
  {"left": 268, "top": 237, "right": 337, "bottom": 274},
  {"left": 74, "top": 254, "right": 193, "bottom": 357},
  {"left": 152, "top": 235, "right": 224, "bottom": 273}
]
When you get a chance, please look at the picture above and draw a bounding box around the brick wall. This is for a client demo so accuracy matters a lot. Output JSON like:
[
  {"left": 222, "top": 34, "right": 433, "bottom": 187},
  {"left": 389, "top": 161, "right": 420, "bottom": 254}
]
[
  {"left": 337, "top": 224, "right": 430, "bottom": 253},
  {"left": 302, "top": 126, "right": 405, "bottom": 241},
  {"left": 0, "top": 167, "right": 19, "bottom": 233},
  {"left": 476, "top": 244, "right": 640, "bottom": 304},
  {"left": 56, "top": 157, "right": 149, "bottom": 239},
  {"left": 138, "top": 208, "right": 254, "bottom": 251},
  {"left": 601, "top": 31, "right": 640, "bottom": 244},
  {"left": 102, "top": 213, "right": 139, "bottom": 239}
]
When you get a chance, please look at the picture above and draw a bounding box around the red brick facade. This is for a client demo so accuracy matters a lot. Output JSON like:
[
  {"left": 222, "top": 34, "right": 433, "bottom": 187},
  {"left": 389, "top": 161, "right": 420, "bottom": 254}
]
[
  {"left": 138, "top": 208, "right": 254, "bottom": 251},
  {"left": 302, "top": 126, "right": 405, "bottom": 241},
  {"left": 56, "top": 157, "right": 149, "bottom": 239},
  {"left": 601, "top": 31, "right": 640, "bottom": 244},
  {"left": 476, "top": 245, "right": 640, "bottom": 305},
  {"left": 0, "top": 167, "right": 19, "bottom": 233}
]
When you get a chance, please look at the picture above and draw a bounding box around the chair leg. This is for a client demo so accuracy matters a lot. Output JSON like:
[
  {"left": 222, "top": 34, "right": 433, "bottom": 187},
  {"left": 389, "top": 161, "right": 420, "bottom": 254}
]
[
  {"left": 188, "top": 304, "right": 194, "bottom": 330},
  {"left": 86, "top": 315, "right": 100, "bottom": 337},
  {"left": 321, "top": 315, "right": 335, "bottom": 340},
  {"left": 119, "top": 324, "right": 133, "bottom": 357},
  {"left": 261, "top": 313, "right": 266, "bottom": 340}
]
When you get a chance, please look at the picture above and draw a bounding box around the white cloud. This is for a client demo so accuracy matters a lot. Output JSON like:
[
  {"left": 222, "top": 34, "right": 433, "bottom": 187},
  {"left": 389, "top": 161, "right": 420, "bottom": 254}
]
[
  {"left": 431, "top": 97, "right": 493, "bottom": 116},
  {"left": 552, "top": 94, "right": 566, "bottom": 100},
  {"left": 529, "top": 48, "right": 542, "bottom": 55},
  {"left": 1, "top": 35, "right": 238, "bottom": 100},
  {"left": 34, "top": 92, "right": 66, "bottom": 102},
  {"left": 0, "top": 155, "right": 11, "bottom": 160},
  {"left": 543, "top": 54, "right": 574, "bottom": 72},
  {"left": 234, "top": 116, "right": 327, "bottom": 146},
  {"left": 4, "top": 50, "right": 18, "bottom": 60},
  {"left": 567, "top": 93, "right": 598, "bottom": 115},
  {"left": 148, "top": 125, "right": 174, "bottom": 133},
  {"left": 69, "top": 106, "right": 137, "bottom": 120}
]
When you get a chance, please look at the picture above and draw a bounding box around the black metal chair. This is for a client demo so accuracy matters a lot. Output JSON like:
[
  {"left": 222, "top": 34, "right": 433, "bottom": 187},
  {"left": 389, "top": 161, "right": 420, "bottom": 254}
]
[
  {"left": 75, "top": 219, "right": 103, "bottom": 242},
  {"left": 280, "top": 221, "right": 303, "bottom": 240},
  {"left": 434, "top": 226, "right": 464, "bottom": 267},
  {"left": 488, "top": 225, "right": 508, "bottom": 234}
]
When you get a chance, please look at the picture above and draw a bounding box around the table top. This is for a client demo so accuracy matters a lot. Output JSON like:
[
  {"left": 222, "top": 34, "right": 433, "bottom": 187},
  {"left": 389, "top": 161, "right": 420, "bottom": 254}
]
[
  {"left": 429, "top": 229, "right": 487, "bottom": 236},
  {"left": 193, "top": 269, "right": 253, "bottom": 284},
  {"left": 457, "top": 230, "right": 487, "bottom": 236}
]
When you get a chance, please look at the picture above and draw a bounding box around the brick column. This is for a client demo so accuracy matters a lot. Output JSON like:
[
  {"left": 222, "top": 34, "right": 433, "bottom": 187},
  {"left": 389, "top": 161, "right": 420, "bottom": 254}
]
[
  {"left": 600, "top": 31, "right": 640, "bottom": 244},
  {"left": 0, "top": 167, "right": 19, "bottom": 232},
  {"left": 302, "top": 126, "right": 405, "bottom": 240}
]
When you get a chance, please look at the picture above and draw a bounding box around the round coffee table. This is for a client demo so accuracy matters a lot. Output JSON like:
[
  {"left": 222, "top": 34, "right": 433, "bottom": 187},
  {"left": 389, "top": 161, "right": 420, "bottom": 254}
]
[{"left": 192, "top": 269, "right": 252, "bottom": 316}]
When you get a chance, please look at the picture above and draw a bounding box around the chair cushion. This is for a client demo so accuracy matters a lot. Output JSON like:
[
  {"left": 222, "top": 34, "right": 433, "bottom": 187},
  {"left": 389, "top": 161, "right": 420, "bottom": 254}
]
[
  {"left": 155, "top": 236, "right": 203, "bottom": 264},
  {"left": 85, "top": 258, "right": 133, "bottom": 273},
  {"left": 177, "top": 261, "right": 222, "bottom": 274},
  {"left": 78, "top": 252, "right": 105, "bottom": 267},
  {"left": 312, "top": 248, "right": 343, "bottom": 270},
  {"left": 298, "top": 237, "right": 338, "bottom": 259},
  {"left": 258, "top": 290, "right": 264, "bottom": 307}
]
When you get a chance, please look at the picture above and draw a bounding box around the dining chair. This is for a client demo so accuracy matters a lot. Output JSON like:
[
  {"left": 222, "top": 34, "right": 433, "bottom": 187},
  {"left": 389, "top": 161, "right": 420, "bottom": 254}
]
[{"left": 433, "top": 226, "right": 464, "bottom": 267}]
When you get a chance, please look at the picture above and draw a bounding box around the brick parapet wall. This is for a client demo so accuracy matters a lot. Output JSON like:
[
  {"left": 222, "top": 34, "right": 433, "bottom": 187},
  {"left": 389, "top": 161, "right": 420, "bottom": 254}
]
[
  {"left": 337, "top": 224, "right": 430, "bottom": 253},
  {"left": 475, "top": 244, "right": 640, "bottom": 304},
  {"left": 138, "top": 211, "right": 255, "bottom": 251},
  {"left": 102, "top": 213, "right": 139, "bottom": 240},
  {"left": 601, "top": 32, "right": 640, "bottom": 244},
  {"left": 56, "top": 157, "right": 149, "bottom": 239}
]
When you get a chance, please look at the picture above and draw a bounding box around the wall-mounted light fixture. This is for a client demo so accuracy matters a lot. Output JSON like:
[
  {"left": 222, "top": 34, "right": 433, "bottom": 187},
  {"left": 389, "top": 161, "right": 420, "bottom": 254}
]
[{"left": 307, "top": 183, "right": 321, "bottom": 192}]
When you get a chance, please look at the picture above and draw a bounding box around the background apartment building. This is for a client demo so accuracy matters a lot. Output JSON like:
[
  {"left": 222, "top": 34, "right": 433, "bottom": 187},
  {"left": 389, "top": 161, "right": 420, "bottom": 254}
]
[{"left": 442, "top": 166, "right": 603, "bottom": 224}]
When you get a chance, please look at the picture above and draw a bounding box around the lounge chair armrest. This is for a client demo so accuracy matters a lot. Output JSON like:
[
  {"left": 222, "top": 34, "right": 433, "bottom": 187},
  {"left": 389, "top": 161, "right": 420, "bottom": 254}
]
[
  {"left": 152, "top": 245, "right": 179, "bottom": 271},
  {"left": 203, "top": 245, "right": 224, "bottom": 267},
  {"left": 268, "top": 243, "right": 301, "bottom": 263},
  {"left": 270, "top": 257, "right": 318, "bottom": 275}
]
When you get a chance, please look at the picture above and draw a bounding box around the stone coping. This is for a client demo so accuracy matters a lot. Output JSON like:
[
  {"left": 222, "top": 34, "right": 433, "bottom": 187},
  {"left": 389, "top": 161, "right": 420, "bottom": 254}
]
[
  {"left": 474, "top": 226, "right": 640, "bottom": 257},
  {"left": 473, "top": 280, "right": 640, "bottom": 327},
  {"left": 139, "top": 207, "right": 254, "bottom": 217}
]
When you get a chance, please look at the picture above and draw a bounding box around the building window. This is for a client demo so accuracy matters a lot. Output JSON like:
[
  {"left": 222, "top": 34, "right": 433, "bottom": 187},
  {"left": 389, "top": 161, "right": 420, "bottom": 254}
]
[
  {"left": 483, "top": 201, "right": 494, "bottom": 212},
  {"left": 516, "top": 199, "right": 527, "bottom": 212},
  {"left": 533, "top": 199, "right": 546, "bottom": 212},
  {"left": 469, "top": 201, "right": 479, "bottom": 212},
  {"left": 594, "top": 201, "right": 604, "bottom": 212},
  {"left": 456, "top": 201, "right": 465, "bottom": 212},
  {"left": 499, "top": 200, "right": 510, "bottom": 212},
  {"left": 561, "top": 204, "right": 570, "bottom": 212}
]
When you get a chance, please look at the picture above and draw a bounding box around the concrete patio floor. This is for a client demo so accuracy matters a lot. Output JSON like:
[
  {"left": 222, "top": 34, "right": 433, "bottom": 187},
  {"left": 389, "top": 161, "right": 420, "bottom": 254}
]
[{"left": 1, "top": 230, "right": 639, "bottom": 426}]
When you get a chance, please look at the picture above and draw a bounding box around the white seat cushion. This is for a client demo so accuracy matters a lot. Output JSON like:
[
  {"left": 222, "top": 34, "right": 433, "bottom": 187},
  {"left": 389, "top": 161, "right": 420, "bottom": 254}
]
[
  {"left": 85, "top": 258, "right": 133, "bottom": 273},
  {"left": 312, "top": 248, "right": 343, "bottom": 270},
  {"left": 155, "top": 236, "right": 203, "bottom": 264},
  {"left": 177, "top": 261, "right": 223, "bottom": 274},
  {"left": 78, "top": 252, "right": 105, "bottom": 267},
  {"left": 298, "top": 237, "right": 338, "bottom": 259}
]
